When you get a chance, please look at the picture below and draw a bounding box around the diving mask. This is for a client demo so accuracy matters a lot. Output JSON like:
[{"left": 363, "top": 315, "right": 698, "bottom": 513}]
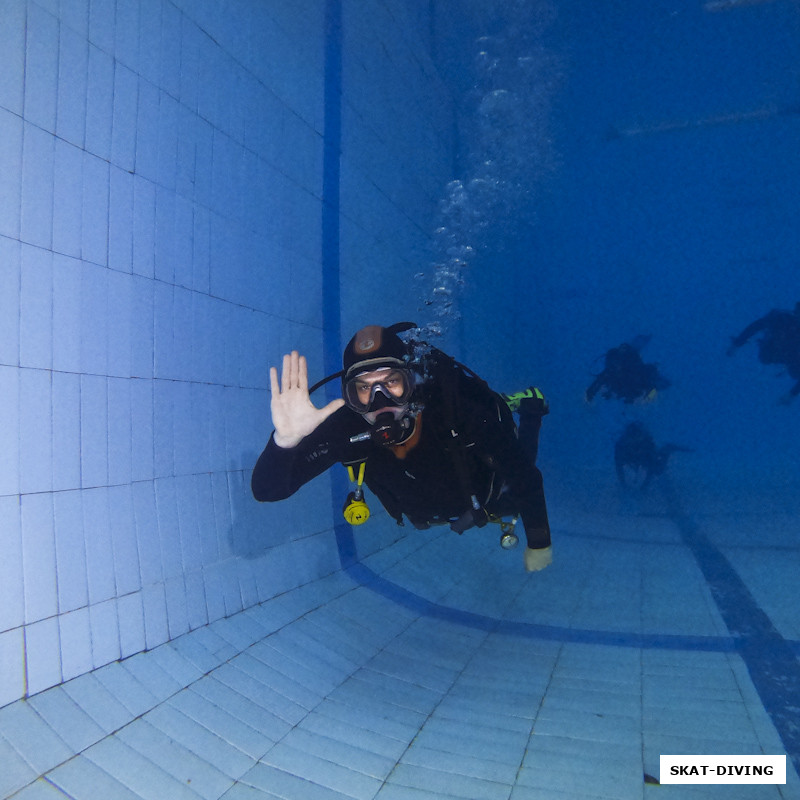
[{"left": 343, "top": 366, "right": 416, "bottom": 413}]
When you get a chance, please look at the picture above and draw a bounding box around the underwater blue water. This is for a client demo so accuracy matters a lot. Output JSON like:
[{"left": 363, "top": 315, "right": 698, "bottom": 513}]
[
  {"left": 428, "top": 0, "right": 800, "bottom": 480},
  {"left": 2, "top": 1, "right": 799, "bottom": 797}
]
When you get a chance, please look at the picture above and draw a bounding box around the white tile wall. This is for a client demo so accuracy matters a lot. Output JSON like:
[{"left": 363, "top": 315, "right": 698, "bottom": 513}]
[
  {"left": 21, "top": 123, "right": 55, "bottom": 248},
  {"left": 53, "top": 490, "right": 88, "bottom": 613},
  {"left": 108, "top": 168, "right": 134, "bottom": 273},
  {"left": 1, "top": 0, "right": 457, "bottom": 766},
  {"left": 85, "top": 45, "right": 114, "bottom": 161},
  {"left": 82, "top": 487, "right": 115, "bottom": 603},
  {"left": 141, "top": 581, "right": 170, "bottom": 650},
  {"left": 88, "top": 0, "right": 115, "bottom": 54},
  {"left": 21, "top": 493, "right": 57, "bottom": 623},
  {"left": 0, "top": 113, "right": 23, "bottom": 241},
  {"left": 23, "top": 4, "right": 59, "bottom": 131},
  {"left": 132, "top": 173, "right": 157, "bottom": 277},
  {"left": 19, "top": 368, "right": 53, "bottom": 493},
  {"left": 82, "top": 153, "right": 110, "bottom": 264},
  {"left": 51, "top": 255, "right": 82, "bottom": 372},
  {"left": 24, "top": 616, "right": 63, "bottom": 695},
  {"left": 58, "top": 607, "right": 93, "bottom": 682},
  {"left": 117, "top": 591, "right": 147, "bottom": 659},
  {"left": 52, "top": 139, "right": 83, "bottom": 257},
  {"left": 0, "top": 2, "right": 25, "bottom": 115},
  {"left": 89, "top": 597, "right": 121, "bottom": 668},
  {"left": 56, "top": 25, "right": 88, "bottom": 148}
]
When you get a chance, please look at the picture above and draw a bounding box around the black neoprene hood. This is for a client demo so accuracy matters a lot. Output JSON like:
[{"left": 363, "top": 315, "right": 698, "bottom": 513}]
[{"left": 342, "top": 322, "right": 416, "bottom": 381}]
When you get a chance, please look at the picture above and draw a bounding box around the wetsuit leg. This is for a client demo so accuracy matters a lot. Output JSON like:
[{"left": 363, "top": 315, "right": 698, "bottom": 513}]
[{"left": 517, "top": 406, "right": 544, "bottom": 464}]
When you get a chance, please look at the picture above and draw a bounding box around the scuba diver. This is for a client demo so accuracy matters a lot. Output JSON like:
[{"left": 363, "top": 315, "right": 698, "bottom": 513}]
[
  {"left": 585, "top": 335, "right": 670, "bottom": 404},
  {"left": 251, "top": 322, "right": 553, "bottom": 572},
  {"left": 614, "top": 421, "right": 691, "bottom": 489},
  {"left": 727, "top": 302, "right": 800, "bottom": 405}
]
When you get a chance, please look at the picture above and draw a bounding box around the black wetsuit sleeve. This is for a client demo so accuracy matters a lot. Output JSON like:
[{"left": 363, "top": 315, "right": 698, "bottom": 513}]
[
  {"left": 251, "top": 408, "right": 364, "bottom": 502},
  {"left": 731, "top": 315, "right": 770, "bottom": 348},
  {"left": 251, "top": 435, "right": 329, "bottom": 501}
]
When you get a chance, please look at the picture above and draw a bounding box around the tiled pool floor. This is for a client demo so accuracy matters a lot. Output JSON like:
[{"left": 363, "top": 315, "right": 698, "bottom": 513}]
[{"left": 2, "top": 473, "right": 798, "bottom": 799}]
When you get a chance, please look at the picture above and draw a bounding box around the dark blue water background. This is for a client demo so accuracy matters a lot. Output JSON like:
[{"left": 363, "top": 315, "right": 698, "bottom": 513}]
[{"left": 421, "top": 0, "right": 800, "bottom": 481}]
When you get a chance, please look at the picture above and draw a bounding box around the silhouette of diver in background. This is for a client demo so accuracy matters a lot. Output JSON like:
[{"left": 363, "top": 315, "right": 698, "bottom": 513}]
[
  {"left": 586, "top": 335, "right": 670, "bottom": 404},
  {"left": 614, "top": 422, "right": 691, "bottom": 489},
  {"left": 727, "top": 303, "right": 800, "bottom": 405}
]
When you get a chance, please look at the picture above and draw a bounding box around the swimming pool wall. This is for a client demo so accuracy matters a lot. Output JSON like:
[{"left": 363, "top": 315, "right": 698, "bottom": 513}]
[{"left": 0, "top": 0, "right": 456, "bottom": 709}]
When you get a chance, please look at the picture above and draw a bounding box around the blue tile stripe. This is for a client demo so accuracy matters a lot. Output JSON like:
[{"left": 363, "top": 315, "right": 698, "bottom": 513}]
[
  {"left": 321, "top": 0, "right": 342, "bottom": 383},
  {"left": 344, "top": 562, "right": 738, "bottom": 651},
  {"left": 343, "top": 556, "right": 799, "bottom": 658},
  {"left": 322, "top": 0, "right": 358, "bottom": 568},
  {"left": 662, "top": 479, "right": 800, "bottom": 777}
]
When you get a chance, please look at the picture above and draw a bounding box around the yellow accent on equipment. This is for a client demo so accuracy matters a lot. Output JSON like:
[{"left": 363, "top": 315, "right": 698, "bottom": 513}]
[{"left": 343, "top": 462, "right": 370, "bottom": 525}]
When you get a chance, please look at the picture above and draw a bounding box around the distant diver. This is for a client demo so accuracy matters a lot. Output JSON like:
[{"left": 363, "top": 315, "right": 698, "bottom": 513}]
[
  {"left": 586, "top": 335, "right": 670, "bottom": 404},
  {"left": 728, "top": 302, "right": 800, "bottom": 405},
  {"left": 614, "top": 422, "right": 691, "bottom": 489}
]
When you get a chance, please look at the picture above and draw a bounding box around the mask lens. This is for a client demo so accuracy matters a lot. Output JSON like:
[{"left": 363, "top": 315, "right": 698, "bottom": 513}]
[{"left": 344, "top": 368, "right": 413, "bottom": 412}]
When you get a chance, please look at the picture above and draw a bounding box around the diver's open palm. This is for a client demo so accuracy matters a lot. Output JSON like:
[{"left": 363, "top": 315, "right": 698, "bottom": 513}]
[{"left": 270, "top": 351, "right": 345, "bottom": 448}]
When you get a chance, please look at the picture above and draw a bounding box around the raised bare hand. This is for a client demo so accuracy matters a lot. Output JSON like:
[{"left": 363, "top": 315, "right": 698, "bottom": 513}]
[{"left": 269, "top": 351, "right": 345, "bottom": 448}]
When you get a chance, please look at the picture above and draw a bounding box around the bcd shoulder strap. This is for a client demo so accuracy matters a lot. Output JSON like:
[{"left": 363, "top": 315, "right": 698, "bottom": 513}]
[{"left": 424, "top": 349, "right": 504, "bottom": 530}]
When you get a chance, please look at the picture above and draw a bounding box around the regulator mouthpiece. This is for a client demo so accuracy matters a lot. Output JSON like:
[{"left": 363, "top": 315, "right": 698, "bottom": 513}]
[{"left": 369, "top": 411, "right": 412, "bottom": 446}]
